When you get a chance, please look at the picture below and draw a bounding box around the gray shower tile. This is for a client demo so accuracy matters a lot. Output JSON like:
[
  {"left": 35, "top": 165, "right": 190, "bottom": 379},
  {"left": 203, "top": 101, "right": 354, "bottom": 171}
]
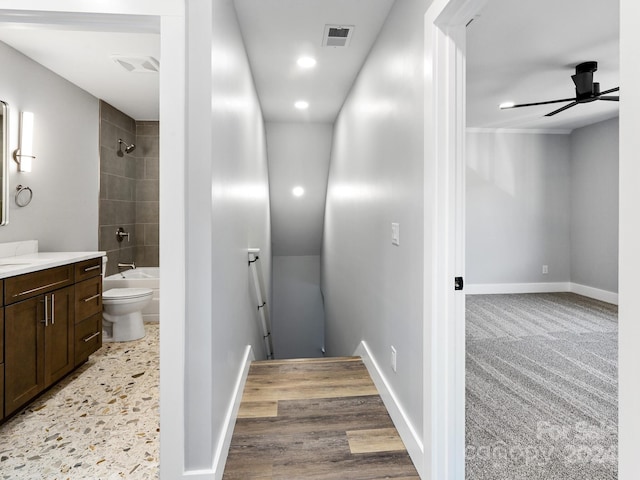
[
  {"left": 136, "top": 201, "right": 159, "bottom": 224},
  {"left": 136, "top": 121, "right": 159, "bottom": 136},
  {"left": 144, "top": 223, "right": 159, "bottom": 246},
  {"left": 136, "top": 179, "right": 159, "bottom": 202},
  {"left": 137, "top": 134, "right": 159, "bottom": 158},
  {"left": 115, "top": 201, "right": 136, "bottom": 225},
  {"left": 100, "top": 100, "right": 135, "bottom": 132},
  {"left": 144, "top": 158, "right": 159, "bottom": 180},
  {"left": 99, "top": 199, "right": 117, "bottom": 225}
]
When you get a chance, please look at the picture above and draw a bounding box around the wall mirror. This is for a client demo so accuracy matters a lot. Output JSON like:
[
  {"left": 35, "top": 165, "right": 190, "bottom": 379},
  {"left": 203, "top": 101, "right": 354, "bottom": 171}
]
[{"left": 0, "top": 101, "right": 7, "bottom": 226}]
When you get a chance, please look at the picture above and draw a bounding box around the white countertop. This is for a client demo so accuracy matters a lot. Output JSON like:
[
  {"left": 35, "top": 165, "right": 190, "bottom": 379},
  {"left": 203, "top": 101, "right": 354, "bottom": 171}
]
[{"left": 0, "top": 251, "right": 105, "bottom": 280}]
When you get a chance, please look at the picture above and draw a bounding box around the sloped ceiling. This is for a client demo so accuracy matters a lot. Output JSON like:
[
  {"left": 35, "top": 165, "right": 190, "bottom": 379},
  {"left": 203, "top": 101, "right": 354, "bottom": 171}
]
[
  {"left": 0, "top": 13, "right": 159, "bottom": 120},
  {"left": 234, "top": 0, "right": 396, "bottom": 123}
]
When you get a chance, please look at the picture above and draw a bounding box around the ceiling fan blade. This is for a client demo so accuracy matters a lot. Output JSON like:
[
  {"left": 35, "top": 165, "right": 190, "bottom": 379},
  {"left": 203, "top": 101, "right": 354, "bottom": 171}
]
[
  {"left": 599, "top": 86, "right": 619, "bottom": 95},
  {"left": 598, "top": 96, "right": 619, "bottom": 101},
  {"left": 545, "top": 101, "right": 579, "bottom": 117},
  {"left": 501, "top": 98, "right": 575, "bottom": 109}
]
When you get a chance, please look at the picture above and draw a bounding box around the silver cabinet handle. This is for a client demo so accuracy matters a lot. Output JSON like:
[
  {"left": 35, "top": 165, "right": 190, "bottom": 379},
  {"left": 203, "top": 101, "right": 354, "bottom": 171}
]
[
  {"left": 14, "top": 279, "right": 69, "bottom": 298},
  {"left": 51, "top": 293, "right": 55, "bottom": 325},
  {"left": 43, "top": 295, "right": 48, "bottom": 327},
  {"left": 84, "top": 265, "right": 101, "bottom": 272},
  {"left": 83, "top": 293, "right": 101, "bottom": 303},
  {"left": 83, "top": 331, "right": 101, "bottom": 342}
]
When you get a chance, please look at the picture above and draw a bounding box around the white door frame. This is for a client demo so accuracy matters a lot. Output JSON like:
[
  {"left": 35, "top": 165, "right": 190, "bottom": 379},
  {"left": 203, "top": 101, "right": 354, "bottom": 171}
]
[
  {"left": 423, "top": 0, "right": 486, "bottom": 478},
  {"left": 0, "top": 3, "right": 187, "bottom": 478}
]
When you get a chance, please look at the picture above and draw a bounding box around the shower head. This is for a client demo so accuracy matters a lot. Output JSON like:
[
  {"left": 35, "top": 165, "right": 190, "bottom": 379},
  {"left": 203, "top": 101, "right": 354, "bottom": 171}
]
[{"left": 117, "top": 139, "right": 136, "bottom": 157}]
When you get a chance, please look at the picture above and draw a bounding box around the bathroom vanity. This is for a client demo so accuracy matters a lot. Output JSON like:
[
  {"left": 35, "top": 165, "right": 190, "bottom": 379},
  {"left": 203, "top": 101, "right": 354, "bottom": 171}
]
[{"left": 0, "top": 245, "right": 105, "bottom": 420}]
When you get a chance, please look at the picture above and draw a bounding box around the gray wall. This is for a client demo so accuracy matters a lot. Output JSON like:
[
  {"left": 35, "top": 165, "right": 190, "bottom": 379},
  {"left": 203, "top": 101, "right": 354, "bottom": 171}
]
[
  {"left": 272, "top": 255, "right": 325, "bottom": 359},
  {"left": 266, "top": 123, "right": 331, "bottom": 359},
  {"left": 323, "top": 0, "right": 428, "bottom": 444},
  {"left": 0, "top": 41, "right": 99, "bottom": 251},
  {"left": 185, "top": 0, "right": 271, "bottom": 470},
  {"left": 466, "top": 131, "right": 572, "bottom": 284},
  {"left": 266, "top": 122, "right": 332, "bottom": 256},
  {"left": 466, "top": 121, "right": 619, "bottom": 293},
  {"left": 570, "top": 117, "right": 619, "bottom": 292},
  {"left": 99, "top": 101, "right": 159, "bottom": 276}
]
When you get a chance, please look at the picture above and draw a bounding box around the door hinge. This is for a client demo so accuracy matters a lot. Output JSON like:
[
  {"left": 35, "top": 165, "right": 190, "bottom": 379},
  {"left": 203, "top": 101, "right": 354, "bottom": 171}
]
[{"left": 454, "top": 276, "right": 464, "bottom": 291}]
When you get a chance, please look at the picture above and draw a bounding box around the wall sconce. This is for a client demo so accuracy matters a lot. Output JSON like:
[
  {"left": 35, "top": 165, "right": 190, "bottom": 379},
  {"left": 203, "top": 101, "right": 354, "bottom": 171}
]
[{"left": 13, "top": 111, "right": 35, "bottom": 173}]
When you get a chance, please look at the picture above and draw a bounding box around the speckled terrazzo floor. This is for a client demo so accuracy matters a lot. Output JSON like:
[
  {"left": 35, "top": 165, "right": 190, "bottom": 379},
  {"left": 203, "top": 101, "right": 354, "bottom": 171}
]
[{"left": 0, "top": 323, "right": 159, "bottom": 479}]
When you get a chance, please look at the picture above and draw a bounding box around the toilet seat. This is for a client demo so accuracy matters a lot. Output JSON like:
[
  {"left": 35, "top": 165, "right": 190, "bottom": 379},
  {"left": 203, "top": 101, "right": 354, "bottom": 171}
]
[{"left": 103, "top": 288, "right": 153, "bottom": 301}]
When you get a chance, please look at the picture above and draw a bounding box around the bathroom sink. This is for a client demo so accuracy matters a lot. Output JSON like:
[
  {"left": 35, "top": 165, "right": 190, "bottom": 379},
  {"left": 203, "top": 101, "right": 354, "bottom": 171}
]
[{"left": 0, "top": 259, "right": 43, "bottom": 271}]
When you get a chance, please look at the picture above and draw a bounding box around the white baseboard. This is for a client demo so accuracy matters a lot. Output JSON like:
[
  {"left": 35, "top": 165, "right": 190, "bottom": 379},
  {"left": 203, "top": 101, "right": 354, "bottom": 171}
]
[
  {"left": 354, "top": 341, "right": 424, "bottom": 478},
  {"left": 570, "top": 283, "right": 618, "bottom": 305},
  {"left": 185, "top": 345, "right": 253, "bottom": 480},
  {"left": 466, "top": 282, "right": 618, "bottom": 305},
  {"left": 466, "top": 282, "right": 570, "bottom": 295}
]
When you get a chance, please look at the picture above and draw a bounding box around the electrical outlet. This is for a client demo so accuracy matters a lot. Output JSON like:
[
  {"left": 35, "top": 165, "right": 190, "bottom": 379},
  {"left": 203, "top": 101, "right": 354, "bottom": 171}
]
[
  {"left": 542, "top": 265, "right": 549, "bottom": 275},
  {"left": 391, "top": 346, "right": 397, "bottom": 372}
]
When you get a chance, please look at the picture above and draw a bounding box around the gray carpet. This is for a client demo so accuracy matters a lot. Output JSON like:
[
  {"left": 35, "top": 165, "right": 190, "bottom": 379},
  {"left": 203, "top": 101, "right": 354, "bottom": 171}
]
[{"left": 466, "top": 293, "right": 617, "bottom": 480}]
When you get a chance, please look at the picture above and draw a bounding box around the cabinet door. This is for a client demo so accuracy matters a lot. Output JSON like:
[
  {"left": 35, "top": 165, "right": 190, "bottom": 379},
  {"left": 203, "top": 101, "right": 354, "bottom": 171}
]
[
  {"left": 4, "top": 296, "right": 44, "bottom": 415},
  {"left": 45, "top": 286, "right": 75, "bottom": 387},
  {"left": 0, "top": 308, "right": 4, "bottom": 420}
]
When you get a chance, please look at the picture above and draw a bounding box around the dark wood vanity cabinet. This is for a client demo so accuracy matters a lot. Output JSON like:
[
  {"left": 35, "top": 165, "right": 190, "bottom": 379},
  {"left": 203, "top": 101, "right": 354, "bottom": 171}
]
[
  {"left": 5, "top": 266, "right": 75, "bottom": 415},
  {"left": 0, "top": 293, "right": 4, "bottom": 421},
  {"left": 2, "top": 258, "right": 102, "bottom": 418}
]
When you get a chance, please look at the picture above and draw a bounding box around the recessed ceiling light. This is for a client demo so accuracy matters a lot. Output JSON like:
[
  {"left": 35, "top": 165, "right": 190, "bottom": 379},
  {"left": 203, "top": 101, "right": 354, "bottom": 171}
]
[
  {"left": 499, "top": 101, "right": 515, "bottom": 110},
  {"left": 292, "top": 186, "right": 305, "bottom": 197},
  {"left": 297, "top": 56, "right": 317, "bottom": 68},
  {"left": 294, "top": 100, "right": 309, "bottom": 110}
]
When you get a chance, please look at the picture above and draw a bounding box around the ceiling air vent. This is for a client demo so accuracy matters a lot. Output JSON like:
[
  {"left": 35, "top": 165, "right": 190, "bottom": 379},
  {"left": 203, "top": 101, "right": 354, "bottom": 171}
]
[
  {"left": 111, "top": 55, "right": 159, "bottom": 73},
  {"left": 322, "top": 24, "right": 354, "bottom": 48}
]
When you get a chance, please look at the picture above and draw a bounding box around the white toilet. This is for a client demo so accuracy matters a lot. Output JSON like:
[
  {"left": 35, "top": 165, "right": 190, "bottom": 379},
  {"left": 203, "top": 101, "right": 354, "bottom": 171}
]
[{"left": 102, "top": 257, "right": 153, "bottom": 342}]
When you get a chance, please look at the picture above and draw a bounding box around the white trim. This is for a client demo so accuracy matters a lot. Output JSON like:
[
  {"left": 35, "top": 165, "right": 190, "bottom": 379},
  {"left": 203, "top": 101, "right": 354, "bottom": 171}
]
[
  {"left": 424, "top": 0, "right": 486, "bottom": 478},
  {"left": 158, "top": 12, "right": 186, "bottom": 480},
  {"left": 183, "top": 345, "right": 255, "bottom": 480},
  {"left": 466, "top": 127, "right": 572, "bottom": 135},
  {"left": 211, "top": 345, "right": 255, "bottom": 479},
  {"left": 570, "top": 283, "right": 618, "bottom": 305},
  {"left": 354, "top": 341, "right": 424, "bottom": 476},
  {"left": 466, "top": 282, "right": 619, "bottom": 305},
  {"left": 466, "top": 282, "right": 571, "bottom": 295}
]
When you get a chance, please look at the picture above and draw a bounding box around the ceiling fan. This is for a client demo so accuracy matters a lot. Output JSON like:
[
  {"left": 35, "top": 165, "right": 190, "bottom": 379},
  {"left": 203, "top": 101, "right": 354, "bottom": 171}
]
[{"left": 499, "top": 61, "right": 619, "bottom": 117}]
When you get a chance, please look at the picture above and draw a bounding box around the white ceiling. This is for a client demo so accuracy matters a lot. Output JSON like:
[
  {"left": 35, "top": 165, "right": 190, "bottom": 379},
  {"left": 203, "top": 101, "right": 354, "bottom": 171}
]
[
  {"left": 0, "top": 0, "right": 620, "bottom": 127},
  {"left": 234, "top": 0, "right": 395, "bottom": 123},
  {"left": 0, "top": 13, "right": 160, "bottom": 121},
  {"left": 467, "top": 0, "right": 620, "bottom": 131}
]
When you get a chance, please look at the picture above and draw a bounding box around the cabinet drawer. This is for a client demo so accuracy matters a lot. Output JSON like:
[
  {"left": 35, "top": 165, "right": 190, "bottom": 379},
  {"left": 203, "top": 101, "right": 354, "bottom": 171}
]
[
  {"left": 5, "top": 265, "right": 74, "bottom": 304},
  {"left": 75, "top": 276, "right": 102, "bottom": 322},
  {"left": 75, "top": 257, "right": 102, "bottom": 282},
  {"left": 0, "top": 279, "right": 4, "bottom": 306},
  {"left": 75, "top": 313, "right": 102, "bottom": 366}
]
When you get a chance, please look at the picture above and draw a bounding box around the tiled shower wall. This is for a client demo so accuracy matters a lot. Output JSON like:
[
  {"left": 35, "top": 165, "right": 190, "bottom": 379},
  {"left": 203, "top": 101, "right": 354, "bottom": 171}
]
[{"left": 99, "top": 101, "right": 159, "bottom": 276}]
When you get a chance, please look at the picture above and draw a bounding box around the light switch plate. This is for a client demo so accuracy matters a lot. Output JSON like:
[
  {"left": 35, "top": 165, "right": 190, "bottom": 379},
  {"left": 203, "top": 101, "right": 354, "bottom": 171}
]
[{"left": 391, "top": 223, "right": 400, "bottom": 246}]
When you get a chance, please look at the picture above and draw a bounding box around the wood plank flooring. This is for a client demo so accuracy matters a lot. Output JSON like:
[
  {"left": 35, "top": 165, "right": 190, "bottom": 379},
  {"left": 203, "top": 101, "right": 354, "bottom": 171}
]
[{"left": 223, "top": 356, "right": 419, "bottom": 480}]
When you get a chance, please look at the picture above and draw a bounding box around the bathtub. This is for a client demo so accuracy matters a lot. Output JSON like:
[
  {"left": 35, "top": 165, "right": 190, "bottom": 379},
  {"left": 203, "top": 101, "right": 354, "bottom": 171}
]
[{"left": 103, "top": 267, "right": 159, "bottom": 322}]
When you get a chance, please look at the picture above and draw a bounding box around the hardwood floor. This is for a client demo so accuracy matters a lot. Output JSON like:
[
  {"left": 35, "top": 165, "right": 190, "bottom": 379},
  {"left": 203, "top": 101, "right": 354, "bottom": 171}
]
[{"left": 223, "top": 356, "right": 419, "bottom": 480}]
